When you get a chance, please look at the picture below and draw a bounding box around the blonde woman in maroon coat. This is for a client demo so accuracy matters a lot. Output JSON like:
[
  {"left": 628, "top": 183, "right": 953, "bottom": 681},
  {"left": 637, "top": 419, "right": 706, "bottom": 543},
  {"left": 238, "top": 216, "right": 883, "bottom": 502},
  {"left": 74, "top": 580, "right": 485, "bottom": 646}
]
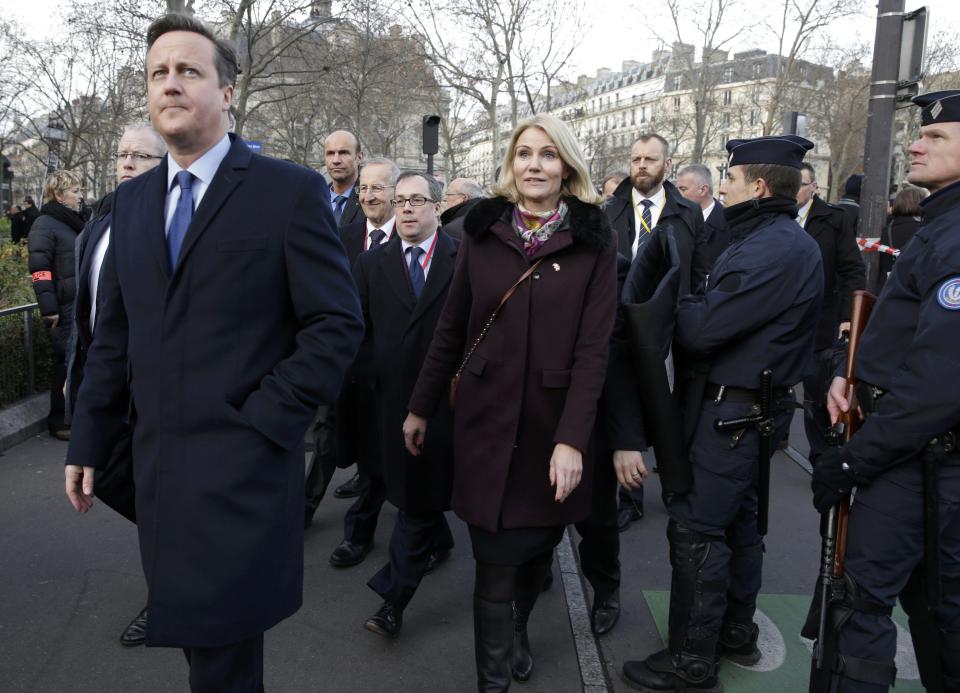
[{"left": 404, "top": 114, "right": 617, "bottom": 691}]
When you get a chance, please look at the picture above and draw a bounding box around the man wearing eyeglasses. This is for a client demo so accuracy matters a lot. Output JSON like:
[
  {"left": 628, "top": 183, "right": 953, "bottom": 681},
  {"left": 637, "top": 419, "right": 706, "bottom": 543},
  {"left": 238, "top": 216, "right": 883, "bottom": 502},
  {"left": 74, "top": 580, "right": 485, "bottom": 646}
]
[
  {"left": 64, "top": 121, "right": 166, "bottom": 649},
  {"left": 312, "top": 158, "right": 399, "bottom": 549},
  {"left": 795, "top": 162, "right": 864, "bottom": 466},
  {"left": 355, "top": 171, "right": 458, "bottom": 638},
  {"left": 439, "top": 177, "right": 486, "bottom": 240}
]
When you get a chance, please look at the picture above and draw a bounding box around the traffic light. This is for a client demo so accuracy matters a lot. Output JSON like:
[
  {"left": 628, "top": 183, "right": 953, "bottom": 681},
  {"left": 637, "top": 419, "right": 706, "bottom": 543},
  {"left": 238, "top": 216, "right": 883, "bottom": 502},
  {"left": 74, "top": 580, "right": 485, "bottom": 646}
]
[{"left": 422, "top": 115, "right": 440, "bottom": 156}]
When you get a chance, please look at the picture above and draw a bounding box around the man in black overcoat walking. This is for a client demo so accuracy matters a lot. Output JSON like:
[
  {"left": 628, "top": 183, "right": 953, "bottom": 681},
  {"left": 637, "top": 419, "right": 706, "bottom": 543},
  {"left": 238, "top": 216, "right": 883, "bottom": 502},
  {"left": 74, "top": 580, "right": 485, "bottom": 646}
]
[
  {"left": 357, "top": 171, "right": 458, "bottom": 638},
  {"left": 64, "top": 14, "right": 362, "bottom": 692}
]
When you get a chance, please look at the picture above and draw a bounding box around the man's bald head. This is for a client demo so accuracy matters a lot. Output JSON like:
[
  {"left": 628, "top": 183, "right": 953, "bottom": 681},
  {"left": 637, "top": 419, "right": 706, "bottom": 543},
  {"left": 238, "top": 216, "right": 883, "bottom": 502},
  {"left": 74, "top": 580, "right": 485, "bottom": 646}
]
[{"left": 324, "top": 129, "right": 363, "bottom": 192}]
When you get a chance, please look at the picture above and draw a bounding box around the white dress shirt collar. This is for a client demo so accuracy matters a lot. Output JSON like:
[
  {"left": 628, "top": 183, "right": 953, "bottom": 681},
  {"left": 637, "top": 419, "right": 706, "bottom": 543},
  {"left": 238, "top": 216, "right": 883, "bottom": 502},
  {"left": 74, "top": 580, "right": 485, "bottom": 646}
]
[
  {"left": 401, "top": 230, "right": 438, "bottom": 279},
  {"left": 796, "top": 199, "right": 814, "bottom": 227},
  {"left": 366, "top": 216, "right": 396, "bottom": 248},
  {"left": 166, "top": 133, "right": 232, "bottom": 193},
  {"left": 702, "top": 200, "right": 716, "bottom": 222}
]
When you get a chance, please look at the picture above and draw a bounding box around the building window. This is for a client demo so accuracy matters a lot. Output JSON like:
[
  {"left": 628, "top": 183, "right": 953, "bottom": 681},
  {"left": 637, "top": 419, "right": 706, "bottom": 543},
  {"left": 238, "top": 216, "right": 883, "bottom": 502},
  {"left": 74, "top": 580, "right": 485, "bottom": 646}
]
[
  {"left": 642, "top": 106, "right": 648, "bottom": 122},
  {"left": 673, "top": 96, "right": 680, "bottom": 111},
  {"left": 723, "top": 90, "right": 732, "bottom": 105},
  {"left": 753, "top": 64, "right": 763, "bottom": 79},
  {"left": 631, "top": 109, "right": 636, "bottom": 125},
  {"left": 749, "top": 110, "right": 757, "bottom": 126},
  {"left": 722, "top": 112, "right": 730, "bottom": 128},
  {"left": 723, "top": 67, "right": 733, "bottom": 82}
]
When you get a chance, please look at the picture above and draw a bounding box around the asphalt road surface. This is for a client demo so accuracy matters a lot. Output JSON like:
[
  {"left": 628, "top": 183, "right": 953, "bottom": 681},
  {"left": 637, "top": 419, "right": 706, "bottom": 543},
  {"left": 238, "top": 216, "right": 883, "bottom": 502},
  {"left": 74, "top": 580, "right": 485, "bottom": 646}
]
[{"left": 0, "top": 404, "right": 926, "bottom": 692}]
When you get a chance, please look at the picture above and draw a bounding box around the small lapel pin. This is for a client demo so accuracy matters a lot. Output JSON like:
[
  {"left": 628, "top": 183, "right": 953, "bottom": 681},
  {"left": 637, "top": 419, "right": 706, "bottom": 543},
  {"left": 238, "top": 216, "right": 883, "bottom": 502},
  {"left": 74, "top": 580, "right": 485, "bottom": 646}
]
[{"left": 552, "top": 263, "right": 560, "bottom": 272}]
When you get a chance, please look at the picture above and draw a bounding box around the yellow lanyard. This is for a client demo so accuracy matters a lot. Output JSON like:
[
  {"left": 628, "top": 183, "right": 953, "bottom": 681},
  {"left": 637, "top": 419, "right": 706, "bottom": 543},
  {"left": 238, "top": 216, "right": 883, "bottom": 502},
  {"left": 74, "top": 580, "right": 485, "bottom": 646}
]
[{"left": 635, "top": 202, "right": 654, "bottom": 234}]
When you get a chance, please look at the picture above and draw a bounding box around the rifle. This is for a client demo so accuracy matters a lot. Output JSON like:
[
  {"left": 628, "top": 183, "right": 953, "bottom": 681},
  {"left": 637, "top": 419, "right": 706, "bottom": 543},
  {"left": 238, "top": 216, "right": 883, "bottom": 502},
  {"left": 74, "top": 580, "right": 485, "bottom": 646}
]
[{"left": 808, "top": 289, "right": 876, "bottom": 692}]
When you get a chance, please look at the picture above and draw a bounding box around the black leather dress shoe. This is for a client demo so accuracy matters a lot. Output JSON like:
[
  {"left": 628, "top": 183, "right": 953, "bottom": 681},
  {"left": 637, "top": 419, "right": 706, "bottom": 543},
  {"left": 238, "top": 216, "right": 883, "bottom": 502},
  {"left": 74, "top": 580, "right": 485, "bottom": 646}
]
[
  {"left": 617, "top": 504, "right": 643, "bottom": 532},
  {"left": 365, "top": 601, "right": 402, "bottom": 638},
  {"left": 333, "top": 473, "right": 361, "bottom": 499},
  {"left": 120, "top": 607, "right": 148, "bottom": 647},
  {"left": 591, "top": 591, "right": 620, "bottom": 635},
  {"left": 329, "top": 540, "right": 372, "bottom": 567},
  {"left": 425, "top": 548, "right": 451, "bottom": 574}
]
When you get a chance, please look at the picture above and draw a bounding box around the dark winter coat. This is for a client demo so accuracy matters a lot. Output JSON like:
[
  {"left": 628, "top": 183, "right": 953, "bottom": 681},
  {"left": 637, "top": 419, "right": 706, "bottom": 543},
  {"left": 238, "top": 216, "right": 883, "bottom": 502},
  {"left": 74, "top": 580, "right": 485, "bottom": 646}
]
[
  {"left": 440, "top": 197, "right": 484, "bottom": 240},
  {"left": 66, "top": 136, "right": 363, "bottom": 648},
  {"left": 355, "top": 231, "right": 459, "bottom": 512},
  {"left": 702, "top": 200, "right": 732, "bottom": 268},
  {"left": 803, "top": 196, "right": 865, "bottom": 351},
  {"left": 28, "top": 203, "right": 84, "bottom": 322},
  {"left": 408, "top": 195, "right": 618, "bottom": 532},
  {"left": 604, "top": 178, "right": 710, "bottom": 294}
]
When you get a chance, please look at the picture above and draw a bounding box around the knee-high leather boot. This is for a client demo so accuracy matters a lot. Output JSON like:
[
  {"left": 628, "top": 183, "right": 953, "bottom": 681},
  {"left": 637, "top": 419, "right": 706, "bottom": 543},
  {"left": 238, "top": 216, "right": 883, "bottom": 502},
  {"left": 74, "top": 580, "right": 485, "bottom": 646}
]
[{"left": 474, "top": 596, "right": 513, "bottom": 692}]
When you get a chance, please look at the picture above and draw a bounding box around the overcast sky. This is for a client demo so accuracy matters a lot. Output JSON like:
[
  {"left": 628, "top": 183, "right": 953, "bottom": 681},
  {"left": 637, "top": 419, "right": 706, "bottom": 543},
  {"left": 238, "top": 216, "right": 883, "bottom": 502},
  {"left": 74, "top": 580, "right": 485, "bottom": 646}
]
[{"left": 3, "top": 0, "right": 958, "bottom": 79}]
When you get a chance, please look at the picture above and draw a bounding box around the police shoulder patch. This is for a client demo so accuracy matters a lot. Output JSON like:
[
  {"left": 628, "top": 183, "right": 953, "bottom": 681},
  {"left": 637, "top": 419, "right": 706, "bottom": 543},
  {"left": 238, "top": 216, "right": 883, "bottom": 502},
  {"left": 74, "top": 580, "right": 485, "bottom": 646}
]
[{"left": 937, "top": 277, "right": 960, "bottom": 310}]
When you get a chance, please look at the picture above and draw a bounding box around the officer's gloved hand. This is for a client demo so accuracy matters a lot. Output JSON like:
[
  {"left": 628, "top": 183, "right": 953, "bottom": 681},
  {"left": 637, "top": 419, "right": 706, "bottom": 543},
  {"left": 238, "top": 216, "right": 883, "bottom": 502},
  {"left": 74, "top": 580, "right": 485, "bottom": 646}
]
[{"left": 810, "top": 447, "right": 861, "bottom": 513}]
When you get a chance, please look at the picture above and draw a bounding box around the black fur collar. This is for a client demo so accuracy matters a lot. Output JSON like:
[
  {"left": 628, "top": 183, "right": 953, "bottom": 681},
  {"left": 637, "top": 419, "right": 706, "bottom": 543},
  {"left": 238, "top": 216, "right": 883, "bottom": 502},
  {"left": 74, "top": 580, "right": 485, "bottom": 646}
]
[{"left": 463, "top": 195, "right": 613, "bottom": 251}]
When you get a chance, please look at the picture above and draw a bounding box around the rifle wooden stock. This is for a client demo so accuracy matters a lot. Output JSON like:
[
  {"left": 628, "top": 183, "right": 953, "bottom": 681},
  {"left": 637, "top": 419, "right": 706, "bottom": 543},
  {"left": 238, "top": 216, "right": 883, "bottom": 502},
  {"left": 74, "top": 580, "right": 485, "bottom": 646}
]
[
  {"left": 809, "top": 290, "right": 877, "bottom": 692},
  {"left": 833, "top": 289, "right": 877, "bottom": 577}
]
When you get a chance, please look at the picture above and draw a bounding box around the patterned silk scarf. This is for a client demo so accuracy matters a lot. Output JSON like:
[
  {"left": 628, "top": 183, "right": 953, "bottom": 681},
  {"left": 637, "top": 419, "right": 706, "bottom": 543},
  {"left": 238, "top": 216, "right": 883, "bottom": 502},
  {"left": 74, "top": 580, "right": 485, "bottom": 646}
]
[{"left": 512, "top": 200, "right": 568, "bottom": 258}]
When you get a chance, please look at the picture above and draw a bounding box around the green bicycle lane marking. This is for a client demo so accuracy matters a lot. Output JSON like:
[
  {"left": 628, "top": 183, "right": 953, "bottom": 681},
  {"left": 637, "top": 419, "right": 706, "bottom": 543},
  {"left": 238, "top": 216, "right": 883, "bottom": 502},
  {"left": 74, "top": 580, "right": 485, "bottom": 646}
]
[{"left": 641, "top": 591, "right": 924, "bottom": 692}]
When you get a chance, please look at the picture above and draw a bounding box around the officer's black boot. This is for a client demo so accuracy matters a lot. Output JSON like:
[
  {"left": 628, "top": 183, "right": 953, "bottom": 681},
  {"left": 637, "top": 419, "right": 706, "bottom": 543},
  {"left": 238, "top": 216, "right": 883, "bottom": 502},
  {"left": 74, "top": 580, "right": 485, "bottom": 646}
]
[
  {"left": 622, "top": 520, "right": 724, "bottom": 692},
  {"left": 940, "top": 627, "right": 960, "bottom": 693},
  {"left": 474, "top": 596, "right": 513, "bottom": 692},
  {"left": 718, "top": 601, "right": 761, "bottom": 666}
]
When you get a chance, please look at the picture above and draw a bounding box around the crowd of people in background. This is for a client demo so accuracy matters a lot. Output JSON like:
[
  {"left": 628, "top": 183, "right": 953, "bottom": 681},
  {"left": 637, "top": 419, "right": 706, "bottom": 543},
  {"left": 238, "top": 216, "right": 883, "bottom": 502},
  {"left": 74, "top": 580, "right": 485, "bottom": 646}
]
[{"left": 5, "top": 11, "right": 953, "bottom": 693}]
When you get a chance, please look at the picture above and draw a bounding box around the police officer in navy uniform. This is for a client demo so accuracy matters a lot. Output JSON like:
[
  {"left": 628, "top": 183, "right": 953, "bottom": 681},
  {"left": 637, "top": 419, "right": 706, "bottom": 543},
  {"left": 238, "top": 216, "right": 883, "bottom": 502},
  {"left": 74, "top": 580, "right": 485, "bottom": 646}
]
[
  {"left": 622, "top": 135, "right": 824, "bottom": 692},
  {"left": 813, "top": 90, "right": 960, "bottom": 693}
]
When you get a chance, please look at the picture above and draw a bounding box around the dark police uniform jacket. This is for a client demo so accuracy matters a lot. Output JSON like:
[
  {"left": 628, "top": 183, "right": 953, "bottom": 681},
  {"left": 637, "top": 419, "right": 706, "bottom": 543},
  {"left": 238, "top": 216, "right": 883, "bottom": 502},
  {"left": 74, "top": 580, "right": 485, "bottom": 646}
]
[
  {"left": 67, "top": 136, "right": 364, "bottom": 648},
  {"left": 675, "top": 197, "right": 824, "bottom": 390},
  {"left": 846, "top": 181, "right": 960, "bottom": 487}
]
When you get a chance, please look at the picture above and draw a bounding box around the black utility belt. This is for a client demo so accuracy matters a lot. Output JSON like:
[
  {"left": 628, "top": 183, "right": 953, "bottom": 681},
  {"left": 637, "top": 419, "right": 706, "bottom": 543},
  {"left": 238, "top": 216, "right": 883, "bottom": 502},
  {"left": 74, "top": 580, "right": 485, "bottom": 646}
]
[
  {"left": 703, "top": 383, "right": 793, "bottom": 405},
  {"left": 857, "top": 381, "right": 960, "bottom": 457}
]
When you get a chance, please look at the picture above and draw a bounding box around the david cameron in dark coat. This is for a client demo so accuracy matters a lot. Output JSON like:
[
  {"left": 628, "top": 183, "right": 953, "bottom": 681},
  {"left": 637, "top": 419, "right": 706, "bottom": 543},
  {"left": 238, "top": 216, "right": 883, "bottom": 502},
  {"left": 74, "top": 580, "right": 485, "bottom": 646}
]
[
  {"left": 358, "top": 172, "right": 458, "bottom": 638},
  {"left": 65, "top": 15, "right": 363, "bottom": 692}
]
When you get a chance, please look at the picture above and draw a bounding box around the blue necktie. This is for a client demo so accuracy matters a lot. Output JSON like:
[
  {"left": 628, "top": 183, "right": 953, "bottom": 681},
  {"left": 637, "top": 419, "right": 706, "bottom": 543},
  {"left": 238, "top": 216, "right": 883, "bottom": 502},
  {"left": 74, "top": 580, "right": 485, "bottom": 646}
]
[
  {"left": 369, "top": 228, "right": 386, "bottom": 248},
  {"left": 407, "top": 246, "right": 425, "bottom": 299},
  {"left": 333, "top": 194, "right": 347, "bottom": 223},
  {"left": 168, "top": 171, "right": 194, "bottom": 269}
]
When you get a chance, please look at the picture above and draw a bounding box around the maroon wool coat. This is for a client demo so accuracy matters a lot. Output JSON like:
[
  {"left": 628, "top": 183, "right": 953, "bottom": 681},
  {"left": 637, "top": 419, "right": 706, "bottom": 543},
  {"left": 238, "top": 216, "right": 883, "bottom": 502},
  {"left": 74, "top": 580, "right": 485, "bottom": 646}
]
[{"left": 408, "top": 196, "right": 618, "bottom": 532}]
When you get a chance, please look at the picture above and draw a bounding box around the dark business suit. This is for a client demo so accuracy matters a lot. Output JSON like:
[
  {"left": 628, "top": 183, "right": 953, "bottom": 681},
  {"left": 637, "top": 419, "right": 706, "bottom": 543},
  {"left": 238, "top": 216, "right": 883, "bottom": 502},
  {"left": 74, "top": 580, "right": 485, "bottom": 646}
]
[
  {"left": 336, "top": 220, "right": 394, "bottom": 548},
  {"left": 360, "top": 232, "right": 459, "bottom": 609},
  {"left": 303, "top": 219, "right": 378, "bottom": 521},
  {"left": 607, "top": 179, "right": 708, "bottom": 512},
  {"left": 800, "top": 196, "right": 865, "bottom": 462},
  {"left": 702, "top": 200, "right": 731, "bottom": 268},
  {"left": 336, "top": 185, "right": 365, "bottom": 228},
  {"left": 65, "top": 193, "right": 136, "bottom": 523},
  {"left": 67, "top": 134, "right": 363, "bottom": 665},
  {"left": 605, "top": 178, "right": 709, "bottom": 295}
]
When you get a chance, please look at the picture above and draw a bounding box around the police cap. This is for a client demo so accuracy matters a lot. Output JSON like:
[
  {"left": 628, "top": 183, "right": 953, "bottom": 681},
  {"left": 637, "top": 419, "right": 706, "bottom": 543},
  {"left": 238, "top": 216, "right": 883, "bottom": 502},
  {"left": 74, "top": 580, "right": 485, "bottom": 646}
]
[
  {"left": 913, "top": 90, "right": 960, "bottom": 126},
  {"left": 725, "top": 135, "right": 814, "bottom": 169}
]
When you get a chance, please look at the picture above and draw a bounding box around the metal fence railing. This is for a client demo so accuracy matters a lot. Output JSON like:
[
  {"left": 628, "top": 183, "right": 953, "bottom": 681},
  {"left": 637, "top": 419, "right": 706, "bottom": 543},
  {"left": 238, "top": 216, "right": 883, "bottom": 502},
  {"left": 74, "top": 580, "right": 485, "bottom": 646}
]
[{"left": 0, "top": 303, "right": 51, "bottom": 409}]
